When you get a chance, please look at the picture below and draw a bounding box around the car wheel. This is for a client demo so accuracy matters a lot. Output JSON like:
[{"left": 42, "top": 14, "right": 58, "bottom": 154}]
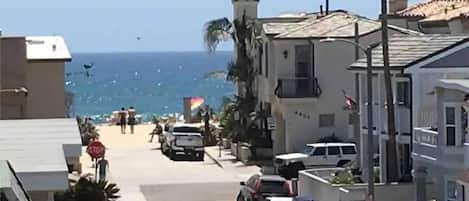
[
  {"left": 170, "top": 149, "right": 176, "bottom": 160},
  {"left": 197, "top": 152, "right": 204, "bottom": 161},
  {"left": 337, "top": 160, "right": 351, "bottom": 167}
]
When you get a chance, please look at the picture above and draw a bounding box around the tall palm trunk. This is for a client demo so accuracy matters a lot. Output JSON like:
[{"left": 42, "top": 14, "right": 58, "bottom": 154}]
[{"left": 381, "top": 0, "right": 399, "bottom": 182}]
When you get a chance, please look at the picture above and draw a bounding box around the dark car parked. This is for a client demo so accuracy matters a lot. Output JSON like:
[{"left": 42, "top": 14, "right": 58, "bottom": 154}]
[{"left": 237, "top": 174, "right": 293, "bottom": 201}]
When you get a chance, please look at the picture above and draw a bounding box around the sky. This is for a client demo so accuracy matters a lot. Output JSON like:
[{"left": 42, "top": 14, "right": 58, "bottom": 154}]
[{"left": 0, "top": 0, "right": 420, "bottom": 53}]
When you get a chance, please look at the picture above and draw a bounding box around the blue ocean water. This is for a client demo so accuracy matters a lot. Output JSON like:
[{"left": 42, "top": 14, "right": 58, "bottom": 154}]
[{"left": 65, "top": 51, "right": 233, "bottom": 121}]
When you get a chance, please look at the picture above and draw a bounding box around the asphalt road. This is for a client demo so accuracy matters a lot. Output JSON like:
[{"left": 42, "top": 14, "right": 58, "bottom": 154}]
[{"left": 141, "top": 182, "right": 240, "bottom": 201}]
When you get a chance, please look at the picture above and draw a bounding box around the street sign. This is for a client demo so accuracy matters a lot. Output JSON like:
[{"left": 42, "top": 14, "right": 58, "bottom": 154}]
[
  {"left": 87, "top": 140, "right": 106, "bottom": 159},
  {"left": 267, "top": 117, "right": 276, "bottom": 130}
]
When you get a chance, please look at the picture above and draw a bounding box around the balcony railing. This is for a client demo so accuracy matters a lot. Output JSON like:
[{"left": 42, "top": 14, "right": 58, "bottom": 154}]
[
  {"left": 275, "top": 77, "right": 321, "bottom": 98},
  {"left": 413, "top": 127, "right": 438, "bottom": 161},
  {"left": 414, "top": 127, "right": 438, "bottom": 146}
]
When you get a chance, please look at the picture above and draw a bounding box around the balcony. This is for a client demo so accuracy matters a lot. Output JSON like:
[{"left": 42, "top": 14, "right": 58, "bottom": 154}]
[
  {"left": 413, "top": 127, "right": 466, "bottom": 168},
  {"left": 412, "top": 127, "right": 438, "bottom": 162},
  {"left": 274, "top": 77, "right": 321, "bottom": 99}
]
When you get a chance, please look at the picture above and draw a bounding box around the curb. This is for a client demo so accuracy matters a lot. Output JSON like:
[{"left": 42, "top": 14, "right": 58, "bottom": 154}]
[{"left": 205, "top": 150, "right": 224, "bottom": 169}]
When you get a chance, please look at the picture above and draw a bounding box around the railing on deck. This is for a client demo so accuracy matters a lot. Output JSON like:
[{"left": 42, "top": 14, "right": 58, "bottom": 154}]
[
  {"left": 275, "top": 77, "right": 321, "bottom": 98},
  {"left": 414, "top": 127, "right": 438, "bottom": 146}
]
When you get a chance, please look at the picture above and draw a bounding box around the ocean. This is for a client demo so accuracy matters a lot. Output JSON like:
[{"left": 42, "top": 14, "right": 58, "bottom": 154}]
[{"left": 65, "top": 51, "right": 233, "bottom": 122}]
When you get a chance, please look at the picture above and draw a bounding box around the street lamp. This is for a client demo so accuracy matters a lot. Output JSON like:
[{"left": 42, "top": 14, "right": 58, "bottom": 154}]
[{"left": 319, "top": 37, "right": 375, "bottom": 200}]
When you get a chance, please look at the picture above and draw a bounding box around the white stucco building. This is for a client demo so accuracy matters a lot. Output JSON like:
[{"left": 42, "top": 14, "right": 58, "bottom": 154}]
[{"left": 253, "top": 10, "right": 418, "bottom": 155}]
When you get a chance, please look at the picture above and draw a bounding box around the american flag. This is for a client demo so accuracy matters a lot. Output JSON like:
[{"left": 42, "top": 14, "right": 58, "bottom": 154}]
[{"left": 343, "top": 90, "right": 357, "bottom": 110}]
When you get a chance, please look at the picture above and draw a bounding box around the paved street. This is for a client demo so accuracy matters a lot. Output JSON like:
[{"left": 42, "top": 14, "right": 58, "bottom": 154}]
[{"left": 81, "top": 124, "right": 259, "bottom": 201}]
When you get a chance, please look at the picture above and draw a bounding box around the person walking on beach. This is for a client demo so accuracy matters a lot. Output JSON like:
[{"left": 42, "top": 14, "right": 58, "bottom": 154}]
[
  {"left": 148, "top": 118, "right": 163, "bottom": 143},
  {"left": 128, "top": 106, "right": 137, "bottom": 134},
  {"left": 118, "top": 107, "right": 127, "bottom": 134}
]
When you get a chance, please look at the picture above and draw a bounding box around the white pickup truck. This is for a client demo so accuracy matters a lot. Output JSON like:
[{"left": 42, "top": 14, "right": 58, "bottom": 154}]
[{"left": 161, "top": 123, "right": 204, "bottom": 161}]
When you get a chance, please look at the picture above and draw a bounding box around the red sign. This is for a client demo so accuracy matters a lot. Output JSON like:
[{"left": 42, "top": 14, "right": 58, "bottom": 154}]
[{"left": 87, "top": 141, "right": 106, "bottom": 159}]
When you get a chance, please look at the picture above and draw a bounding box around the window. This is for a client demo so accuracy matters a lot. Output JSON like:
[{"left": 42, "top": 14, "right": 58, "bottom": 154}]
[
  {"left": 445, "top": 107, "right": 457, "bottom": 146},
  {"left": 295, "top": 45, "right": 311, "bottom": 78},
  {"left": 342, "top": 146, "right": 357, "bottom": 155},
  {"left": 396, "top": 81, "right": 410, "bottom": 107},
  {"left": 173, "top": 126, "right": 200, "bottom": 133},
  {"left": 258, "top": 46, "right": 263, "bottom": 75},
  {"left": 328, "top": 146, "right": 340, "bottom": 155},
  {"left": 264, "top": 43, "right": 269, "bottom": 78},
  {"left": 319, "top": 114, "right": 335, "bottom": 128},
  {"left": 447, "top": 180, "right": 458, "bottom": 201},
  {"left": 303, "top": 146, "right": 314, "bottom": 154},
  {"left": 259, "top": 181, "right": 289, "bottom": 195},
  {"left": 312, "top": 147, "right": 326, "bottom": 156},
  {"left": 462, "top": 107, "right": 468, "bottom": 145}
]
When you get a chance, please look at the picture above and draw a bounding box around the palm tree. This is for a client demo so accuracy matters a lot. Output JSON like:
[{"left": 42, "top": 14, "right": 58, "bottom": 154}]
[
  {"left": 55, "top": 175, "right": 120, "bottom": 201},
  {"left": 203, "top": 13, "right": 260, "bottom": 146},
  {"left": 381, "top": 0, "right": 399, "bottom": 182}
]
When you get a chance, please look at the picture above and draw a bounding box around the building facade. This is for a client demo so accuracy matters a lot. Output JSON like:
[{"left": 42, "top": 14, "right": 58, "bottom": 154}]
[
  {"left": 255, "top": 11, "right": 418, "bottom": 154},
  {"left": 0, "top": 36, "right": 71, "bottom": 120},
  {"left": 351, "top": 34, "right": 469, "bottom": 189}
]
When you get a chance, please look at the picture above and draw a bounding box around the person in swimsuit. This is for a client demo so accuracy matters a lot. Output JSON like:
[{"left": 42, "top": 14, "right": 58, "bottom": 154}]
[
  {"left": 128, "top": 106, "right": 137, "bottom": 134},
  {"left": 119, "top": 107, "right": 127, "bottom": 134}
]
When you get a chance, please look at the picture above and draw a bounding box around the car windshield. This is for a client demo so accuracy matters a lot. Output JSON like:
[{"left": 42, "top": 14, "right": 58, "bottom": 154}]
[
  {"left": 259, "top": 181, "right": 289, "bottom": 196},
  {"left": 173, "top": 126, "right": 201, "bottom": 133},
  {"left": 303, "top": 146, "right": 314, "bottom": 154}
]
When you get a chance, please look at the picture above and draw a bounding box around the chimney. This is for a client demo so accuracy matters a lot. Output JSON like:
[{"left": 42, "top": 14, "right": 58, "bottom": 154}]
[
  {"left": 232, "top": 0, "right": 259, "bottom": 20},
  {"left": 389, "top": 0, "right": 408, "bottom": 14}
]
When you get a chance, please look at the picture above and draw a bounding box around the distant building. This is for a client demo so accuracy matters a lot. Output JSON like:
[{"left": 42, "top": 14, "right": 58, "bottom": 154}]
[
  {"left": 0, "top": 36, "right": 71, "bottom": 119},
  {"left": 389, "top": 0, "right": 469, "bottom": 34}
]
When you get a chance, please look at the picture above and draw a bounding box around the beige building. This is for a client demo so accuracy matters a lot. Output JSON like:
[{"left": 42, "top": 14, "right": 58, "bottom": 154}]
[
  {"left": 0, "top": 36, "right": 71, "bottom": 120},
  {"left": 389, "top": 0, "right": 469, "bottom": 34}
]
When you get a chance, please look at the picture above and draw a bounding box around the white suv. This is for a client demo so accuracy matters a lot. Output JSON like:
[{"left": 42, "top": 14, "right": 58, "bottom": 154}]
[{"left": 274, "top": 143, "right": 357, "bottom": 178}]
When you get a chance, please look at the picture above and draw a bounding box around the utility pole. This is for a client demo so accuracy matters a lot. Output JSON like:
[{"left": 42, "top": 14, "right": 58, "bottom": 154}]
[
  {"left": 366, "top": 47, "right": 375, "bottom": 201},
  {"left": 381, "top": 0, "right": 399, "bottom": 182}
]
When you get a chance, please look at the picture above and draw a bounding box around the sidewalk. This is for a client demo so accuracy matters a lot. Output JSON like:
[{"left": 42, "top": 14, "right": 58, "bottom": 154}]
[{"left": 205, "top": 146, "right": 273, "bottom": 175}]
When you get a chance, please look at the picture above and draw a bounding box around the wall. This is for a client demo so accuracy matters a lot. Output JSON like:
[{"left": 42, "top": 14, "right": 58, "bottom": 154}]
[
  {"left": 298, "top": 171, "right": 341, "bottom": 201},
  {"left": 0, "top": 37, "right": 28, "bottom": 120},
  {"left": 25, "top": 62, "right": 66, "bottom": 118},
  {"left": 298, "top": 169, "right": 423, "bottom": 201}
]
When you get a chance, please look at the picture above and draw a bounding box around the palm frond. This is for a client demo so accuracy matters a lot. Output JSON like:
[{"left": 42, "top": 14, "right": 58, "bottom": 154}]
[{"left": 203, "top": 17, "right": 233, "bottom": 53}]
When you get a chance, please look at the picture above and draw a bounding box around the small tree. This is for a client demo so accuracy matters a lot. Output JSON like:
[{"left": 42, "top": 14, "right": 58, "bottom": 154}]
[{"left": 55, "top": 175, "right": 120, "bottom": 201}]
